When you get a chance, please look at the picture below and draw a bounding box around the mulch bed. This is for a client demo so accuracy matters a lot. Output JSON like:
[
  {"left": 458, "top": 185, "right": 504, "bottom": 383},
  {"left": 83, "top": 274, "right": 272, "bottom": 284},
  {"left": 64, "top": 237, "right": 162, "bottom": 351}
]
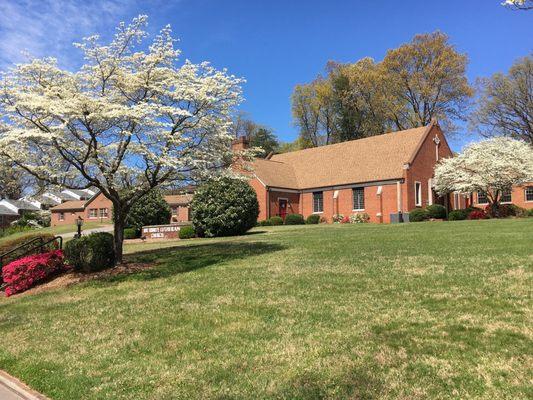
[{"left": 3, "top": 262, "right": 154, "bottom": 297}]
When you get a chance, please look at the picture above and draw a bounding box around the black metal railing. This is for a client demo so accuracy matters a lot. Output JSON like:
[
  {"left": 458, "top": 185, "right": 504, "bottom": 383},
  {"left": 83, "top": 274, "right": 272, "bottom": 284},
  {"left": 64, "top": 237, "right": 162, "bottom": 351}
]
[{"left": 0, "top": 236, "right": 63, "bottom": 275}]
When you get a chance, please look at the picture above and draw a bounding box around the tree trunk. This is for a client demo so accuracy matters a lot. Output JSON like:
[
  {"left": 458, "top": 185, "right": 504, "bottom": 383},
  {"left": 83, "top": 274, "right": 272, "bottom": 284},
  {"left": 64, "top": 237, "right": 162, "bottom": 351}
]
[
  {"left": 490, "top": 201, "right": 500, "bottom": 218},
  {"left": 112, "top": 207, "right": 126, "bottom": 264}
]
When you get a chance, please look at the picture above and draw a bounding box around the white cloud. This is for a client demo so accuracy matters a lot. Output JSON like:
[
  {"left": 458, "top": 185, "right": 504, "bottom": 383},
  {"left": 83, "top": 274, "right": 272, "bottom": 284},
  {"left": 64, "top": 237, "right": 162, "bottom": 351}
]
[{"left": 0, "top": 0, "right": 151, "bottom": 69}]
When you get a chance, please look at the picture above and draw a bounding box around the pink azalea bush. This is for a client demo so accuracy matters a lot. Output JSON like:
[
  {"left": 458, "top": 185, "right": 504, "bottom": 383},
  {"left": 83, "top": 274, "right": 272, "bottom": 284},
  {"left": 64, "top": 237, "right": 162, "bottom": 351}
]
[{"left": 2, "top": 250, "right": 69, "bottom": 296}]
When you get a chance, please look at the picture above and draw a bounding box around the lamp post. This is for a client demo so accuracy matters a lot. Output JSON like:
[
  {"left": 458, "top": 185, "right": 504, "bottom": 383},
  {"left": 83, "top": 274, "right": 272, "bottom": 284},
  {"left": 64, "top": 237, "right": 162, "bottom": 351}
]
[{"left": 75, "top": 216, "right": 84, "bottom": 239}]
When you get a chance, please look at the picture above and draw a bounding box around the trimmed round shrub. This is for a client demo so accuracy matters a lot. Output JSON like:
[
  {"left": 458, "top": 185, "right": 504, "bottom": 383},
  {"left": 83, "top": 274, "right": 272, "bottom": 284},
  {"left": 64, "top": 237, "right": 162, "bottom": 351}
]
[
  {"left": 448, "top": 209, "right": 468, "bottom": 221},
  {"left": 179, "top": 225, "right": 195, "bottom": 239},
  {"left": 528, "top": 208, "right": 533, "bottom": 217},
  {"left": 123, "top": 228, "right": 138, "bottom": 240},
  {"left": 284, "top": 214, "right": 304, "bottom": 225},
  {"left": 426, "top": 204, "right": 446, "bottom": 219},
  {"left": 125, "top": 189, "right": 171, "bottom": 235},
  {"left": 306, "top": 214, "right": 320, "bottom": 224},
  {"left": 409, "top": 208, "right": 429, "bottom": 222},
  {"left": 191, "top": 178, "right": 259, "bottom": 237},
  {"left": 268, "top": 216, "right": 284, "bottom": 226},
  {"left": 64, "top": 232, "right": 115, "bottom": 273},
  {"left": 257, "top": 220, "right": 272, "bottom": 227}
]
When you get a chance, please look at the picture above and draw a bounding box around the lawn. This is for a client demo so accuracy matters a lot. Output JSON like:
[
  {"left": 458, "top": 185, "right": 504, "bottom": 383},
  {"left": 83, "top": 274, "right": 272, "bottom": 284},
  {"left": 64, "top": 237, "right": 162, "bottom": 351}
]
[
  {"left": 0, "top": 219, "right": 532, "bottom": 399},
  {"left": 0, "top": 221, "right": 111, "bottom": 245}
]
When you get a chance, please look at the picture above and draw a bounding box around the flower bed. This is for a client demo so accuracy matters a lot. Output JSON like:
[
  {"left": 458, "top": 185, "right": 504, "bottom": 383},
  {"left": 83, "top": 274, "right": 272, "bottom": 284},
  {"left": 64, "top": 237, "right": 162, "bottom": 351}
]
[{"left": 2, "top": 250, "right": 69, "bottom": 296}]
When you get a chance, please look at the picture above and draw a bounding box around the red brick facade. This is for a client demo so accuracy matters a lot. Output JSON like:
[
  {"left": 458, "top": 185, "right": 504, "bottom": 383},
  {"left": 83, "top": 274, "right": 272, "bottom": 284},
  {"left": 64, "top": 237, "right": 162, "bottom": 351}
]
[{"left": 245, "top": 123, "right": 466, "bottom": 223}]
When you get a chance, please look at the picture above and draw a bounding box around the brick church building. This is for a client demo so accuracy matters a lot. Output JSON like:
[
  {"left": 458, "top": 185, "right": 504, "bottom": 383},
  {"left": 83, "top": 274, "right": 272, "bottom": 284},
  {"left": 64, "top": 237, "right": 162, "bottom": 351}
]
[{"left": 236, "top": 120, "right": 463, "bottom": 223}]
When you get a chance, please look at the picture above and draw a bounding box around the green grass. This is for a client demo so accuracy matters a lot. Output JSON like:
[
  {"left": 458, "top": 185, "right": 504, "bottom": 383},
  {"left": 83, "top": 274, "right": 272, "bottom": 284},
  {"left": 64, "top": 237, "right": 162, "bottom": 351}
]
[
  {"left": 1, "top": 219, "right": 532, "bottom": 399},
  {"left": 0, "top": 221, "right": 111, "bottom": 245}
]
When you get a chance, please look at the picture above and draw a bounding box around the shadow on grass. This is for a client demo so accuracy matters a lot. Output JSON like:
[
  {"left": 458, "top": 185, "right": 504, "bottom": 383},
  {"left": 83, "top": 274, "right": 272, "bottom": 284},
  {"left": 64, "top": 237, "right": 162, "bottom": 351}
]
[{"left": 106, "top": 241, "right": 287, "bottom": 283}]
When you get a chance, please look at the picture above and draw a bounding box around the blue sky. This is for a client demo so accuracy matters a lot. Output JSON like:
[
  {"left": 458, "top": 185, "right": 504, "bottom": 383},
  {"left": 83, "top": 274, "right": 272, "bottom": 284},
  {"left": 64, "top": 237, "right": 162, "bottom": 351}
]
[{"left": 0, "top": 0, "right": 531, "bottom": 151}]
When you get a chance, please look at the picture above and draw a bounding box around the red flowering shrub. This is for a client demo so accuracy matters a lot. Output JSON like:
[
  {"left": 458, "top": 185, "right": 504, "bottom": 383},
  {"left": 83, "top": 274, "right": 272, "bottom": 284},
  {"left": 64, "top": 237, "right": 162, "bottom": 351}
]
[
  {"left": 2, "top": 250, "right": 69, "bottom": 296},
  {"left": 341, "top": 216, "right": 351, "bottom": 224},
  {"left": 468, "top": 210, "right": 488, "bottom": 220}
]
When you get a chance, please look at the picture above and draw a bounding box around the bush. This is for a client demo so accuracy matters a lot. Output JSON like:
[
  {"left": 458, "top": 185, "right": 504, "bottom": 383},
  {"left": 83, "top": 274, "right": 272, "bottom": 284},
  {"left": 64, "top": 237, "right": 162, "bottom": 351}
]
[
  {"left": 0, "top": 225, "right": 33, "bottom": 239},
  {"left": 349, "top": 213, "right": 370, "bottom": 223},
  {"left": 125, "top": 189, "right": 172, "bottom": 235},
  {"left": 332, "top": 214, "right": 344, "bottom": 223},
  {"left": 509, "top": 205, "right": 528, "bottom": 218},
  {"left": 268, "top": 216, "right": 283, "bottom": 226},
  {"left": 284, "top": 214, "right": 305, "bottom": 225},
  {"left": 2, "top": 250, "right": 68, "bottom": 296},
  {"left": 191, "top": 178, "right": 259, "bottom": 237},
  {"left": 409, "top": 208, "right": 429, "bottom": 222},
  {"left": 528, "top": 208, "right": 533, "bottom": 217},
  {"left": 306, "top": 214, "right": 321, "bottom": 224},
  {"left": 257, "top": 220, "right": 272, "bottom": 227},
  {"left": 448, "top": 209, "right": 468, "bottom": 221},
  {"left": 123, "top": 228, "right": 138, "bottom": 240},
  {"left": 341, "top": 216, "right": 351, "bottom": 224},
  {"left": 179, "top": 225, "right": 195, "bottom": 239},
  {"left": 426, "top": 204, "right": 447, "bottom": 219},
  {"left": 64, "top": 232, "right": 115, "bottom": 273},
  {"left": 468, "top": 210, "right": 488, "bottom": 220}
]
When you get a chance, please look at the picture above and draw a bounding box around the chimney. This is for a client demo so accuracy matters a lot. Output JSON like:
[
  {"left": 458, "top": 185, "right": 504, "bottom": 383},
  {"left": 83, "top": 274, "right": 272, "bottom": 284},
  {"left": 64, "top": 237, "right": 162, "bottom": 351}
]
[{"left": 231, "top": 136, "right": 249, "bottom": 152}]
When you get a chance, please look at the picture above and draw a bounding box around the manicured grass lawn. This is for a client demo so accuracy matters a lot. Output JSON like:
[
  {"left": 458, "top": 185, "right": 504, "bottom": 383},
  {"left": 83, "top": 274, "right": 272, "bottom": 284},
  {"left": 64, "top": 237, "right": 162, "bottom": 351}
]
[
  {"left": 0, "top": 221, "right": 111, "bottom": 245},
  {"left": 0, "top": 219, "right": 532, "bottom": 399}
]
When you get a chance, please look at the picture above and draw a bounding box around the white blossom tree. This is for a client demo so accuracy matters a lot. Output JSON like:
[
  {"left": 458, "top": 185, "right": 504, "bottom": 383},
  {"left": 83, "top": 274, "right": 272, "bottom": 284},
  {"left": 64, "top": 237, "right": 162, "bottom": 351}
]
[
  {"left": 0, "top": 16, "right": 244, "bottom": 261},
  {"left": 434, "top": 138, "right": 533, "bottom": 216}
]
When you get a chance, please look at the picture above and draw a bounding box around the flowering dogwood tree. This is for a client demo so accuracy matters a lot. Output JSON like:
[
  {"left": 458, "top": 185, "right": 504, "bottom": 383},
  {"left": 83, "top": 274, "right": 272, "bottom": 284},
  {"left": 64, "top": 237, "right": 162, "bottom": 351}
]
[
  {"left": 0, "top": 16, "right": 244, "bottom": 261},
  {"left": 434, "top": 138, "right": 533, "bottom": 215}
]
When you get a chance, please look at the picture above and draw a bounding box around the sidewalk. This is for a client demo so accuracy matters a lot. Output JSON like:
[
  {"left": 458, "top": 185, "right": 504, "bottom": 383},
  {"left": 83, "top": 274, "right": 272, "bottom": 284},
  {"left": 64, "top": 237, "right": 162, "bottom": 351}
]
[{"left": 0, "top": 371, "right": 49, "bottom": 400}]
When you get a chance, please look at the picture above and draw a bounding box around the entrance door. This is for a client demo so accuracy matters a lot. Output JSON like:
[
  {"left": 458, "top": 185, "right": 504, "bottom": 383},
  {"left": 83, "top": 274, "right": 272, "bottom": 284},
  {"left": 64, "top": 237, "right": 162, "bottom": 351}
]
[{"left": 279, "top": 199, "right": 288, "bottom": 220}]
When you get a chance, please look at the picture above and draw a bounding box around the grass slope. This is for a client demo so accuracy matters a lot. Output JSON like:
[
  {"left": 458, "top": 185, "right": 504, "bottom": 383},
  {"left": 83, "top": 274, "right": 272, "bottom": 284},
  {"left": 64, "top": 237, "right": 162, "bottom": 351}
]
[
  {"left": 0, "top": 221, "right": 111, "bottom": 245},
  {"left": 0, "top": 219, "right": 532, "bottom": 399}
]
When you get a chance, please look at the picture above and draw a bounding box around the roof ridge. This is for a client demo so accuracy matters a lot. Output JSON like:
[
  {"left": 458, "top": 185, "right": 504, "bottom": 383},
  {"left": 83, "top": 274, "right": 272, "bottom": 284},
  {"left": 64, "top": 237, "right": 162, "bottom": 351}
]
[{"left": 271, "top": 125, "right": 428, "bottom": 159}]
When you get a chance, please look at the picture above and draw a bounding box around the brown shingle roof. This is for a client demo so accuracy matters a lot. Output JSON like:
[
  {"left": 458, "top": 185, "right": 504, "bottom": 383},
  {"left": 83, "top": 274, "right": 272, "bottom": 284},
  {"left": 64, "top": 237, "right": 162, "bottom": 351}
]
[
  {"left": 164, "top": 194, "right": 193, "bottom": 206},
  {"left": 50, "top": 200, "right": 86, "bottom": 211},
  {"left": 253, "top": 125, "right": 431, "bottom": 189}
]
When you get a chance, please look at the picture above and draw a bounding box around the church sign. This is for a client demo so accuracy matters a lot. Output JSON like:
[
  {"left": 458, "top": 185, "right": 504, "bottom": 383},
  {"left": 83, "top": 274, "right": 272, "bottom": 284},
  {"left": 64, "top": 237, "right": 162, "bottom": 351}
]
[{"left": 141, "top": 224, "right": 182, "bottom": 239}]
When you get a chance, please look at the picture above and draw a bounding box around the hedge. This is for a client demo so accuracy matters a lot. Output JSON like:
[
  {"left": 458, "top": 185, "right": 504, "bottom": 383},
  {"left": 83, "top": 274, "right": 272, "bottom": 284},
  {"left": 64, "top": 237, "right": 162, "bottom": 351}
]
[
  {"left": 269, "top": 216, "right": 284, "bottom": 226},
  {"left": 306, "top": 214, "right": 321, "bottom": 224},
  {"left": 409, "top": 208, "right": 429, "bottom": 222},
  {"left": 179, "top": 225, "right": 195, "bottom": 239},
  {"left": 426, "top": 204, "right": 447, "bottom": 219},
  {"left": 123, "top": 228, "right": 138, "bottom": 240},
  {"left": 64, "top": 232, "right": 115, "bottom": 273},
  {"left": 284, "top": 214, "right": 305, "bottom": 225}
]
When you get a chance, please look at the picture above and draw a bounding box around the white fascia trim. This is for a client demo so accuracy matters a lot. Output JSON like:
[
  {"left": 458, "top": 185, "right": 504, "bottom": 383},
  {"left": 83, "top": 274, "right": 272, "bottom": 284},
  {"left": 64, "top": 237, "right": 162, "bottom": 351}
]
[
  {"left": 0, "top": 199, "right": 19, "bottom": 213},
  {"left": 62, "top": 190, "right": 81, "bottom": 200},
  {"left": 269, "top": 187, "right": 300, "bottom": 193}
]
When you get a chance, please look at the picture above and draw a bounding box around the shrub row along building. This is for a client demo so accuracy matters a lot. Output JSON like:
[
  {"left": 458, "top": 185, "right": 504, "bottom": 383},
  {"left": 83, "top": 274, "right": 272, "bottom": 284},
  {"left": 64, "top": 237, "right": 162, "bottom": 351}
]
[{"left": 236, "top": 120, "right": 532, "bottom": 223}]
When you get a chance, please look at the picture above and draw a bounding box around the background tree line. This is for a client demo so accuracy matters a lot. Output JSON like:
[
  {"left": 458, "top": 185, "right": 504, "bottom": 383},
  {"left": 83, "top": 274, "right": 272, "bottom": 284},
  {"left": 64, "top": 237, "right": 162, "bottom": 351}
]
[{"left": 289, "top": 32, "right": 532, "bottom": 150}]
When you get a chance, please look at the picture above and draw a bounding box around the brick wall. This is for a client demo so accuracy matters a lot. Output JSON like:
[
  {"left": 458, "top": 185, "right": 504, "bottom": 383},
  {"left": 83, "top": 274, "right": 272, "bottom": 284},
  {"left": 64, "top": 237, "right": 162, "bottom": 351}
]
[
  {"left": 406, "top": 125, "right": 456, "bottom": 211},
  {"left": 268, "top": 191, "right": 300, "bottom": 218},
  {"left": 471, "top": 184, "right": 533, "bottom": 210}
]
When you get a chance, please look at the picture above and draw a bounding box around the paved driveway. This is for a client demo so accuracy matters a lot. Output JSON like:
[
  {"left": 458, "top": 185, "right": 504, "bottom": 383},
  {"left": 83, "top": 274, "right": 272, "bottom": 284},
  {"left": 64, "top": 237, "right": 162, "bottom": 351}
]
[{"left": 61, "top": 224, "right": 114, "bottom": 239}]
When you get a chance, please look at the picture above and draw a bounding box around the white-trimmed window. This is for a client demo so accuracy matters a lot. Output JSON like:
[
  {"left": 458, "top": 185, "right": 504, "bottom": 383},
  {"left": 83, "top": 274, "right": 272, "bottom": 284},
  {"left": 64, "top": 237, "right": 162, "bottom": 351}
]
[
  {"left": 414, "top": 182, "right": 422, "bottom": 207},
  {"left": 501, "top": 189, "right": 512, "bottom": 203},
  {"left": 525, "top": 186, "right": 533, "bottom": 202},
  {"left": 88, "top": 208, "right": 98, "bottom": 218},
  {"left": 59, "top": 212, "right": 64, "bottom": 221},
  {"left": 352, "top": 187, "right": 365, "bottom": 210},
  {"left": 477, "top": 191, "right": 488, "bottom": 204},
  {"left": 99, "top": 208, "right": 109, "bottom": 218},
  {"left": 313, "top": 192, "right": 323, "bottom": 213}
]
